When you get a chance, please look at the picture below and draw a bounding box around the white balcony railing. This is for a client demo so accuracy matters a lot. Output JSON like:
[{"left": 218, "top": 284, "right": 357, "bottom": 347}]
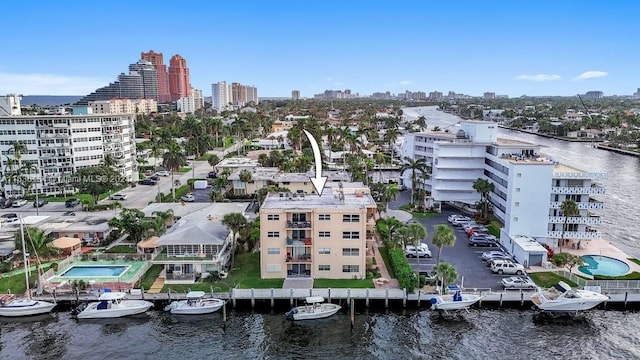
[
  {"left": 547, "top": 231, "right": 601, "bottom": 240},
  {"left": 549, "top": 201, "right": 604, "bottom": 210},
  {"left": 548, "top": 216, "right": 602, "bottom": 225},
  {"left": 551, "top": 186, "right": 606, "bottom": 195}
]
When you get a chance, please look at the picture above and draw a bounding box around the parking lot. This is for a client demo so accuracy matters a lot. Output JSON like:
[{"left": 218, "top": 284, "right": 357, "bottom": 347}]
[{"left": 390, "top": 192, "right": 530, "bottom": 292}]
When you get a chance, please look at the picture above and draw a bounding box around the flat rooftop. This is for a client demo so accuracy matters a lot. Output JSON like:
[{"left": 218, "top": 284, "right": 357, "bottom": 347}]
[
  {"left": 495, "top": 138, "right": 538, "bottom": 147},
  {"left": 511, "top": 235, "right": 547, "bottom": 252},
  {"left": 261, "top": 182, "right": 376, "bottom": 210},
  {"left": 552, "top": 163, "right": 585, "bottom": 174}
]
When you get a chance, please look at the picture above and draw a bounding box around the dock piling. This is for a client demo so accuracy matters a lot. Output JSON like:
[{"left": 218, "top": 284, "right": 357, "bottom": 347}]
[
  {"left": 499, "top": 293, "right": 503, "bottom": 307},
  {"left": 270, "top": 288, "right": 274, "bottom": 308},
  {"left": 222, "top": 301, "right": 227, "bottom": 330},
  {"left": 520, "top": 292, "right": 524, "bottom": 307},
  {"left": 350, "top": 299, "right": 355, "bottom": 329},
  {"left": 251, "top": 289, "right": 255, "bottom": 308},
  {"left": 290, "top": 289, "right": 294, "bottom": 307},
  {"left": 385, "top": 289, "right": 389, "bottom": 308},
  {"left": 403, "top": 288, "right": 406, "bottom": 308},
  {"left": 328, "top": 288, "right": 331, "bottom": 302},
  {"left": 624, "top": 292, "right": 628, "bottom": 309},
  {"left": 366, "top": 289, "right": 370, "bottom": 308}
]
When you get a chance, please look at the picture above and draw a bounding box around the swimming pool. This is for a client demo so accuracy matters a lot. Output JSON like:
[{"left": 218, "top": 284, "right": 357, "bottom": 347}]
[
  {"left": 59, "top": 265, "right": 131, "bottom": 278},
  {"left": 578, "top": 255, "right": 630, "bottom": 277}
]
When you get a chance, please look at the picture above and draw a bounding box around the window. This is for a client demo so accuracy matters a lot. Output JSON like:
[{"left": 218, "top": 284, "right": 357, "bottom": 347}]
[
  {"left": 266, "top": 264, "right": 281, "bottom": 273},
  {"left": 318, "top": 265, "right": 330, "bottom": 271},
  {"left": 342, "top": 265, "right": 360, "bottom": 273},
  {"left": 267, "top": 248, "right": 280, "bottom": 255},
  {"left": 342, "top": 214, "right": 360, "bottom": 222},
  {"left": 267, "top": 231, "right": 280, "bottom": 238},
  {"left": 513, "top": 216, "right": 518, "bottom": 221},
  {"left": 319, "top": 214, "right": 331, "bottom": 221},
  {"left": 342, "top": 248, "right": 359, "bottom": 256},
  {"left": 342, "top": 231, "right": 360, "bottom": 239},
  {"left": 515, "top": 202, "right": 519, "bottom": 207},
  {"left": 319, "top": 231, "right": 331, "bottom": 238},
  {"left": 318, "top": 248, "right": 331, "bottom": 255},
  {"left": 267, "top": 214, "right": 280, "bottom": 221},
  {"left": 516, "top": 188, "right": 520, "bottom": 192},
  {"left": 517, "top": 173, "right": 522, "bottom": 177}
]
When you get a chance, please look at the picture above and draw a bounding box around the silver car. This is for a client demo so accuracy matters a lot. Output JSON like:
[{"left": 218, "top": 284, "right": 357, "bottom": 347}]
[{"left": 501, "top": 276, "right": 537, "bottom": 289}]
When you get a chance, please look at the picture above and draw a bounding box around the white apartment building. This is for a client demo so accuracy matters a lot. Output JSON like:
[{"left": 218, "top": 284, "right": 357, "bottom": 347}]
[
  {"left": 211, "top": 81, "right": 232, "bottom": 113},
  {"left": 0, "top": 94, "right": 22, "bottom": 116},
  {"left": 260, "top": 182, "right": 377, "bottom": 279},
  {"left": 88, "top": 98, "right": 157, "bottom": 115},
  {"left": 0, "top": 112, "right": 138, "bottom": 197},
  {"left": 176, "top": 96, "right": 196, "bottom": 113},
  {"left": 402, "top": 121, "right": 605, "bottom": 265},
  {"left": 190, "top": 87, "right": 204, "bottom": 111}
]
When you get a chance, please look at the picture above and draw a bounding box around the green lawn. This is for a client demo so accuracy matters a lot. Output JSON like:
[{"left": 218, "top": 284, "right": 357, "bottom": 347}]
[
  {"left": 40, "top": 189, "right": 122, "bottom": 203},
  {"left": 138, "top": 264, "right": 163, "bottom": 290},
  {"left": 628, "top": 258, "right": 640, "bottom": 266},
  {"left": 412, "top": 212, "right": 439, "bottom": 219},
  {"left": 528, "top": 272, "right": 578, "bottom": 288},
  {"left": 105, "top": 245, "right": 135, "bottom": 253},
  {"left": 179, "top": 167, "right": 191, "bottom": 173},
  {"left": 378, "top": 247, "right": 395, "bottom": 278},
  {"left": 0, "top": 265, "right": 54, "bottom": 295},
  {"left": 223, "top": 137, "right": 234, "bottom": 148},
  {"left": 162, "top": 252, "right": 284, "bottom": 293},
  {"left": 313, "top": 279, "right": 374, "bottom": 288}
]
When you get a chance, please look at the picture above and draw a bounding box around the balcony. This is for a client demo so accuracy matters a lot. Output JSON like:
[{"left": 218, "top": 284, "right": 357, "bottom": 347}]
[
  {"left": 548, "top": 216, "right": 602, "bottom": 225},
  {"left": 549, "top": 200, "right": 604, "bottom": 210},
  {"left": 286, "top": 221, "right": 312, "bottom": 228},
  {"left": 547, "top": 231, "right": 601, "bottom": 240},
  {"left": 286, "top": 254, "right": 312, "bottom": 263},
  {"left": 152, "top": 253, "right": 219, "bottom": 262},
  {"left": 286, "top": 238, "right": 311, "bottom": 246}
]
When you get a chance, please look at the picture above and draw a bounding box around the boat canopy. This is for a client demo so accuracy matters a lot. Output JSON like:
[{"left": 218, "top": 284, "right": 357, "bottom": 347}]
[
  {"left": 555, "top": 281, "right": 571, "bottom": 292},
  {"left": 186, "top": 291, "right": 206, "bottom": 299},
  {"left": 98, "top": 292, "right": 127, "bottom": 301},
  {"left": 305, "top": 296, "right": 325, "bottom": 304}
]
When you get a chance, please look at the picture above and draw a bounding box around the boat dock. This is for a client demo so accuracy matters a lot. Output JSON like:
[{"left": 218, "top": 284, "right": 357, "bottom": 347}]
[{"left": 31, "top": 287, "right": 640, "bottom": 311}]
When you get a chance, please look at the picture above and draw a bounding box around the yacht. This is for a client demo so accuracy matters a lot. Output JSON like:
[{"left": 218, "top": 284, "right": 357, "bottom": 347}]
[
  {"left": 531, "top": 281, "right": 609, "bottom": 313},
  {"left": 74, "top": 292, "right": 154, "bottom": 319},
  {"left": 285, "top": 296, "right": 341, "bottom": 321},
  {"left": 164, "top": 291, "right": 225, "bottom": 315},
  {"left": 429, "top": 291, "right": 483, "bottom": 313}
]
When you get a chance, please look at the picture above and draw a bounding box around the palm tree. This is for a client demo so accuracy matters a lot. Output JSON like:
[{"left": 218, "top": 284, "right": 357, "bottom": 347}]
[
  {"left": 238, "top": 169, "right": 253, "bottom": 195},
  {"left": 101, "top": 153, "right": 117, "bottom": 169},
  {"left": 162, "top": 142, "right": 186, "bottom": 200},
  {"left": 432, "top": 224, "right": 456, "bottom": 265},
  {"left": 400, "top": 156, "right": 429, "bottom": 206},
  {"left": 432, "top": 262, "right": 458, "bottom": 293},
  {"left": 222, "top": 213, "right": 247, "bottom": 269},
  {"left": 472, "top": 178, "right": 495, "bottom": 219},
  {"left": 559, "top": 199, "right": 579, "bottom": 253},
  {"left": 373, "top": 151, "right": 387, "bottom": 183},
  {"left": 151, "top": 209, "right": 175, "bottom": 234},
  {"left": 207, "top": 154, "right": 220, "bottom": 171},
  {"left": 384, "top": 183, "right": 400, "bottom": 209},
  {"left": 405, "top": 222, "right": 427, "bottom": 285},
  {"left": 15, "top": 227, "right": 61, "bottom": 292}
]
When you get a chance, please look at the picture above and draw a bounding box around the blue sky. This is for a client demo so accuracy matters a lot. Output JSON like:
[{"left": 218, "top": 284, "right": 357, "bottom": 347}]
[{"left": 1, "top": 1, "right": 638, "bottom": 97}]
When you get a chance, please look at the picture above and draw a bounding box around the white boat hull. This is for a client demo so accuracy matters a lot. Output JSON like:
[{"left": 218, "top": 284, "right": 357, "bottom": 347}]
[
  {"left": 0, "top": 299, "right": 57, "bottom": 317},
  {"left": 531, "top": 294, "right": 607, "bottom": 312},
  {"left": 77, "top": 300, "right": 154, "bottom": 319},
  {"left": 167, "top": 299, "right": 225, "bottom": 315},
  {"left": 287, "top": 303, "right": 341, "bottom": 320},
  {"left": 430, "top": 294, "right": 483, "bottom": 311}
]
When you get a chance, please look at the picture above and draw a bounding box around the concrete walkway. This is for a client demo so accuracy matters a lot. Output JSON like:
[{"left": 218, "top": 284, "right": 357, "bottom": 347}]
[
  {"left": 372, "top": 239, "right": 399, "bottom": 289},
  {"left": 283, "top": 278, "right": 313, "bottom": 289},
  {"left": 147, "top": 277, "right": 165, "bottom": 293}
]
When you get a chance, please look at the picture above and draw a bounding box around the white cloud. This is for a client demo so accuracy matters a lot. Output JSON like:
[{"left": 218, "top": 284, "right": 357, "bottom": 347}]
[
  {"left": 515, "top": 74, "right": 561, "bottom": 82},
  {"left": 0, "top": 72, "right": 110, "bottom": 95},
  {"left": 574, "top": 71, "right": 608, "bottom": 81},
  {"left": 398, "top": 80, "right": 413, "bottom": 85}
]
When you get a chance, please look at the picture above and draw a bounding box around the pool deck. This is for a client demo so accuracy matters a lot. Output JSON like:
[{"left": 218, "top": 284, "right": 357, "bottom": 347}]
[
  {"left": 529, "top": 239, "right": 640, "bottom": 277},
  {"left": 45, "top": 260, "right": 146, "bottom": 284}
]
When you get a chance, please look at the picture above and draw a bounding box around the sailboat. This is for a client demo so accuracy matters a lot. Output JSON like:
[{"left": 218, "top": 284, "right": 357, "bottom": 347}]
[{"left": 0, "top": 218, "right": 56, "bottom": 317}]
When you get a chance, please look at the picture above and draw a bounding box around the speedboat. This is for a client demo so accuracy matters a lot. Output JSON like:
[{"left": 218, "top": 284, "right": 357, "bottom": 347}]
[
  {"left": 531, "top": 281, "right": 609, "bottom": 313},
  {"left": 0, "top": 294, "right": 57, "bottom": 317},
  {"left": 74, "top": 292, "right": 154, "bottom": 319},
  {"left": 285, "top": 296, "right": 341, "bottom": 321},
  {"left": 429, "top": 292, "right": 483, "bottom": 313},
  {"left": 164, "top": 291, "right": 225, "bottom": 315}
]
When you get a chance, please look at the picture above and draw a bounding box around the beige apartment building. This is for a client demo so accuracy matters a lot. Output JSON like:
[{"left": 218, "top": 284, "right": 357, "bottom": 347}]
[
  {"left": 260, "top": 182, "right": 377, "bottom": 280},
  {"left": 89, "top": 98, "right": 158, "bottom": 115},
  {"left": 229, "top": 167, "right": 351, "bottom": 195}
]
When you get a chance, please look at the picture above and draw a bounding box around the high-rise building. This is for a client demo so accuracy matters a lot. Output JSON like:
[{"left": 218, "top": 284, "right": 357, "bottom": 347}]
[
  {"left": 77, "top": 60, "right": 159, "bottom": 105},
  {"left": 231, "top": 82, "right": 247, "bottom": 106},
  {"left": 141, "top": 50, "right": 170, "bottom": 103},
  {"left": 0, "top": 94, "right": 22, "bottom": 116},
  {"left": 292, "top": 90, "right": 300, "bottom": 100},
  {"left": 191, "top": 87, "right": 204, "bottom": 111},
  {"left": 211, "top": 82, "right": 232, "bottom": 112},
  {"left": 245, "top": 85, "right": 258, "bottom": 104},
  {"left": 0, "top": 101, "right": 138, "bottom": 197},
  {"left": 176, "top": 96, "right": 196, "bottom": 113},
  {"left": 483, "top": 92, "right": 496, "bottom": 99},
  {"left": 89, "top": 98, "right": 157, "bottom": 115},
  {"left": 259, "top": 182, "right": 377, "bottom": 279},
  {"left": 168, "top": 55, "right": 190, "bottom": 102},
  {"left": 583, "top": 91, "right": 604, "bottom": 99}
]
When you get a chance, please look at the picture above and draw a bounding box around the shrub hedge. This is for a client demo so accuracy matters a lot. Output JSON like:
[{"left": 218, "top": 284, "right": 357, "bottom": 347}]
[{"left": 389, "top": 248, "right": 416, "bottom": 292}]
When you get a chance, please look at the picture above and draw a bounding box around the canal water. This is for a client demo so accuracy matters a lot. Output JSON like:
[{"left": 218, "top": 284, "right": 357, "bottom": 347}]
[{"left": 2, "top": 106, "right": 639, "bottom": 359}]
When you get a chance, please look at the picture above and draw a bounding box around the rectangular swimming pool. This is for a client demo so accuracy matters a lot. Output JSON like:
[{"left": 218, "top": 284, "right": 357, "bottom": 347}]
[{"left": 60, "top": 265, "right": 131, "bottom": 278}]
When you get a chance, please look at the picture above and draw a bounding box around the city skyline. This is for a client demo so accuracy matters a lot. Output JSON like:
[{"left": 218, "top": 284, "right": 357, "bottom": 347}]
[{"left": 0, "top": 1, "right": 638, "bottom": 97}]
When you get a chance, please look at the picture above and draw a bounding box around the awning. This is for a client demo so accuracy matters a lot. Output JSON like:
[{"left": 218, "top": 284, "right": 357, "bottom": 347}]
[
  {"left": 51, "top": 236, "right": 81, "bottom": 249},
  {"left": 137, "top": 236, "right": 160, "bottom": 249}
]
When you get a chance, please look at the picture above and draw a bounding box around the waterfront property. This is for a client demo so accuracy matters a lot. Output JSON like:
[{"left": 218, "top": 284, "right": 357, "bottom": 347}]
[
  {"left": 227, "top": 166, "right": 351, "bottom": 196},
  {"left": 44, "top": 257, "right": 149, "bottom": 292},
  {"left": 259, "top": 182, "right": 377, "bottom": 280}
]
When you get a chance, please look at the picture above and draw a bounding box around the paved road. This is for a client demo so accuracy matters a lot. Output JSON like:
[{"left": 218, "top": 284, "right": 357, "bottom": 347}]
[{"left": 389, "top": 191, "right": 516, "bottom": 291}]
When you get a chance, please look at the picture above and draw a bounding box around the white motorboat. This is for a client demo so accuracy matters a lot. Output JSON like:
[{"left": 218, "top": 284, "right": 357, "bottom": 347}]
[
  {"left": 164, "top": 291, "right": 225, "bottom": 315},
  {"left": 531, "top": 281, "right": 609, "bottom": 313},
  {"left": 429, "top": 292, "right": 483, "bottom": 313},
  {"left": 74, "top": 292, "right": 154, "bottom": 319},
  {"left": 285, "top": 296, "right": 341, "bottom": 321},
  {"left": 0, "top": 218, "right": 56, "bottom": 317}
]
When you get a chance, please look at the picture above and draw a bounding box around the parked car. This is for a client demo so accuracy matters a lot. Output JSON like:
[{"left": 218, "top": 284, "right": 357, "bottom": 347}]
[
  {"left": 109, "top": 194, "right": 127, "bottom": 200},
  {"left": 150, "top": 175, "right": 160, "bottom": 181},
  {"left": 453, "top": 218, "right": 475, "bottom": 226},
  {"left": 468, "top": 237, "right": 498, "bottom": 247},
  {"left": 486, "top": 258, "right": 514, "bottom": 268},
  {"left": 0, "top": 213, "right": 17, "bottom": 219},
  {"left": 501, "top": 276, "right": 537, "bottom": 289},
  {"left": 145, "top": 169, "right": 154, "bottom": 176},
  {"left": 12, "top": 199, "right": 28, "bottom": 207},
  {"left": 472, "top": 234, "right": 497, "bottom": 242},
  {"left": 462, "top": 222, "right": 481, "bottom": 231},
  {"left": 448, "top": 214, "right": 471, "bottom": 224},
  {"left": 404, "top": 244, "right": 432, "bottom": 258},
  {"left": 2, "top": 199, "right": 13, "bottom": 208},
  {"left": 4, "top": 218, "right": 20, "bottom": 224},
  {"left": 138, "top": 179, "right": 157, "bottom": 185},
  {"left": 156, "top": 170, "right": 170, "bottom": 177},
  {"left": 466, "top": 226, "right": 488, "bottom": 236},
  {"left": 207, "top": 171, "right": 217, "bottom": 179},
  {"left": 491, "top": 262, "right": 526, "bottom": 275},
  {"left": 180, "top": 193, "right": 195, "bottom": 202},
  {"left": 65, "top": 198, "right": 80, "bottom": 207},
  {"left": 33, "top": 199, "right": 48, "bottom": 208},
  {"left": 484, "top": 254, "right": 513, "bottom": 264}
]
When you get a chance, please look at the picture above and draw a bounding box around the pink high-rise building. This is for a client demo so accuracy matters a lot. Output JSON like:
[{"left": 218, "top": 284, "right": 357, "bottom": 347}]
[
  {"left": 169, "top": 55, "right": 190, "bottom": 102},
  {"left": 141, "top": 50, "right": 170, "bottom": 103}
]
